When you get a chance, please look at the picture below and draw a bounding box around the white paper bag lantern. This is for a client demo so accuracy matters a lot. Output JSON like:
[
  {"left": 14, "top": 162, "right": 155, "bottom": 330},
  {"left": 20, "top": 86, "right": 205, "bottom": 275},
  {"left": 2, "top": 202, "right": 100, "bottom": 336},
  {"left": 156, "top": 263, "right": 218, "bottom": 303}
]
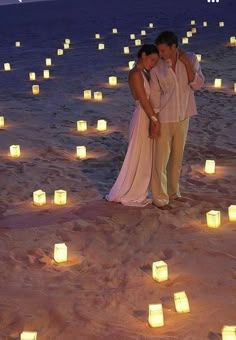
[
  {"left": 20, "top": 331, "right": 37, "bottom": 340},
  {"left": 219, "top": 21, "right": 224, "bottom": 27},
  {"left": 234, "top": 83, "right": 236, "bottom": 92},
  {"left": 148, "top": 304, "right": 164, "bottom": 327},
  {"left": 94, "top": 91, "right": 103, "bottom": 101},
  {"left": 95, "top": 33, "right": 101, "bottom": 39},
  {"left": 10, "top": 145, "right": 21, "bottom": 158},
  {"left": 206, "top": 210, "right": 221, "bottom": 228},
  {"left": 182, "top": 37, "right": 189, "bottom": 44},
  {"left": 33, "top": 190, "right": 46, "bottom": 206},
  {"left": 191, "top": 20, "right": 196, "bottom": 25},
  {"left": 128, "top": 60, "right": 135, "bottom": 69},
  {"left": 230, "top": 36, "right": 236, "bottom": 44},
  {"left": 4, "top": 63, "right": 11, "bottom": 71},
  {"left": 45, "top": 58, "right": 52, "bottom": 66},
  {"left": 32, "top": 85, "right": 40, "bottom": 95},
  {"left": 228, "top": 205, "right": 236, "bottom": 222},
  {"left": 64, "top": 43, "right": 70, "bottom": 49},
  {"left": 149, "top": 23, "right": 154, "bottom": 28},
  {"left": 57, "top": 49, "right": 64, "bottom": 56},
  {"left": 29, "top": 72, "right": 36, "bottom": 81},
  {"left": 130, "top": 33, "right": 136, "bottom": 40},
  {"left": 191, "top": 27, "right": 197, "bottom": 33},
  {"left": 65, "top": 38, "right": 70, "bottom": 44},
  {"left": 135, "top": 39, "right": 141, "bottom": 46},
  {"left": 97, "top": 119, "right": 107, "bottom": 131},
  {"left": 196, "top": 54, "right": 202, "bottom": 62},
  {"left": 43, "top": 70, "right": 50, "bottom": 79},
  {"left": 204, "top": 160, "right": 215, "bottom": 174},
  {"left": 109, "top": 76, "right": 117, "bottom": 86},
  {"left": 222, "top": 325, "right": 236, "bottom": 340},
  {"left": 123, "top": 46, "right": 130, "bottom": 54},
  {"left": 214, "top": 78, "right": 222, "bottom": 88},
  {"left": 174, "top": 291, "right": 190, "bottom": 313},
  {"left": 77, "top": 120, "right": 87, "bottom": 132},
  {"left": 76, "top": 146, "right": 87, "bottom": 159},
  {"left": 98, "top": 43, "right": 105, "bottom": 50},
  {"left": 112, "top": 28, "right": 118, "bottom": 34},
  {"left": 54, "top": 243, "right": 67, "bottom": 263},
  {"left": 0, "top": 116, "right": 5, "bottom": 128},
  {"left": 83, "top": 89, "right": 92, "bottom": 99},
  {"left": 15, "top": 41, "right": 21, "bottom": 47},
  {"left": 187, "top": 31, "right": 192, "bottom": 37},
  {"left": 54, "top": 190, "right": 67, "bottom": 205},
  {"left": 152, "top": 260, "right": 168, "bottom": 282},
  {"left": 203, "top": 21, "right": 208, "bottom": 27},
  {"left": 141, "top": 30, "right": 146, "bottom": 36}
]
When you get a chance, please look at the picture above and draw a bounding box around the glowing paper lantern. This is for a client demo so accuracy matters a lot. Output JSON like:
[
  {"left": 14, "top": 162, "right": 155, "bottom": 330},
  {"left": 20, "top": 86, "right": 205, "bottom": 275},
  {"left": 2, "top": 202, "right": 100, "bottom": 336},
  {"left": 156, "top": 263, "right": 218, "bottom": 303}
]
[
  {"left": 29, "top": 72, "right": 36, "bottom": 81},
  {"left": 112, "top": 28, "right": 118, "bottom": 34},
  {"left": 94, "top": 91, "right": 103, "bottom": 101},
  {"left": 109, "top": 76, "right": 117, "bottom": 86},
  {"left": 191, "top": 20, "right": 196, "bottom": 25},
  {"left": 76, "top": 146, "right": 87, "bottom": 159},
  {"left": 10, "top": 145, "right": 21, "bottom": 158},
  {"left": 43, "top": 70, "right": 50, "bottom": 79},
  {"left": 45, "top": 58, "right": 52, "bottom": 66},
  {"left": 33, "top": 190, "right": 46, "bottom": 206},
  {"left": 54, "top": 190, "right": 67, "bottom": 205},
  {"left": 191, "top": 27, "right": 197, "bottom": 33},
  {"left": 196, "top": 54, "right": 202, "bottom": 62},
  {"left": 123, "top": 46, "right": 130, "bottom": 54},
  {"left": 57, "top": 49, "right": 64, "bottom": 56},
  {"left": 130, "top": 34, "right": 136, "bottom": 40},
  {"left": 0, "top": 116, "right": 5, "bottom": 128},
  {"left": 204, "top": 160, "right": 215, "bottom": 174},
  {"left": 4, "top": 63, "right": 11, "bottom": 71},
  {"left": 95, "top": 33, "right": 100, "bottom": 39},
  {"left": 219, "top": 21, "right": 224, "bottom": 27},
  {"left": 141, "top": 30, "right": 146, "bottom": 36},
  {"left": 230, "top": 36, "right": 236, "bottom": 44},
  {"left": 222, "top": 325, "right": 236, "bottom": 340},
  {"left": 97, "top": 119, "right": 107, "bottom": 131},
  {"left": 148, "top": 304, "right": 164, "bottom": 327},
  {"left": 20, "top": 331, "right": 37, "bottom": 340},
  {"left": 149, "top": 23, "right": 154, "bottom": 28},
  {"left": 174, "top": 291, "right": 190, "bottom": 313},
  {"left": 65, "top": 38, "right": 70, "bottom": 44},
  {"left": 15, "top": 41, "right": 21, "bottom": 47},
  {"left": 214, "top": 78, "right": 222, "bottom": 88},
  {"left": 228, "top": 205, "right": 236, "bottom": 222},
  {"left": 83, "top": 89, "right": 92, "bottom": 99},
  {"left": 32, "top": 85, "right": 40, "bottom": 95},
  {"left": 203, "top": 21, "right": 208, "bottom": 27},
  {"left": 135, "top": 39, "right": 141, "bottom": 46},
  {"left": 54, "top": 243, "right": 67, "bottom": 263},
  {"left": 64, "top": 43, "right": 70, "bottom": 49},
  {"left": 206, "top": 210, "right": 221, "bottom": 228},
  {"left": 152, "top": 260, "right": 168, "bottom": 282},
  {"left": 98, "top": 43, "right": 105, "bottom": 50},
  {"left": 234, "top": 83, "right": 236, "bottom": 92},
  {"left": 128, "top": 60, "right": 135, "bottom": 69},
  {"left": 187, "top": 31, "right": 192, "bottom": 37},
  {"left": 77, "top": 120, "right": 87, "bottom": 132},
  {"left": 182, "top": 37, "right": 189, "bottom": 44}
]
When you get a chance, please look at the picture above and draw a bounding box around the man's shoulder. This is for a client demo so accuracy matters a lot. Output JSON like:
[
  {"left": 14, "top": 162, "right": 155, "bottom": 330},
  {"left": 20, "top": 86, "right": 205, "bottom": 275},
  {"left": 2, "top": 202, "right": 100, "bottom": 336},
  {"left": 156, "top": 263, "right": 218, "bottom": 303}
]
[{"left": 151, "top": 59, "right": 166, "bottom": 72}]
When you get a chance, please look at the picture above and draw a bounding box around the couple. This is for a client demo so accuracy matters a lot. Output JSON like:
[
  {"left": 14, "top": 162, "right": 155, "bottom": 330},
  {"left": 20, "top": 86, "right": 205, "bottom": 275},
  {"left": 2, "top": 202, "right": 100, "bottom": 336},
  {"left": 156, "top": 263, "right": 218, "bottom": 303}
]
[{"left": 106, "top": 31, "right": 204, "bottom": 210}]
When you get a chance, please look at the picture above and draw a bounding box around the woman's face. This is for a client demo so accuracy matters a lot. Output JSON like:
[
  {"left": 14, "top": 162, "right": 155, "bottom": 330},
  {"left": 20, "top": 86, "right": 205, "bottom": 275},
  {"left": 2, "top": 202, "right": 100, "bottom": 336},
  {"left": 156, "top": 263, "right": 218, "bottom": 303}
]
[{"left": 143, "top": 53, "right": 159, "bottom": 70}]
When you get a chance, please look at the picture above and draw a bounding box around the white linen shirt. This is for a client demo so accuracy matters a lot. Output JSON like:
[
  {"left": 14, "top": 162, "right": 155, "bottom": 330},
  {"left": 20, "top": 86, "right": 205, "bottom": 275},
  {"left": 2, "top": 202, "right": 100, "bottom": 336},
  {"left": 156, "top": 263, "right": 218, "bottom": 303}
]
[{"left": 150, "top": 52, "right": 204, "bottom": 123}]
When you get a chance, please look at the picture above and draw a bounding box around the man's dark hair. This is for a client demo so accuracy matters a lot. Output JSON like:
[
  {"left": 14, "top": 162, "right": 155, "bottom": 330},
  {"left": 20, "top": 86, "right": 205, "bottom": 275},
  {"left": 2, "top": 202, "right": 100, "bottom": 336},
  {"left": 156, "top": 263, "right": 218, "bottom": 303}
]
[
  {"left": 155, "top": 31, "right": 178, "bottom": 48},
  {"left": 137, "top": 44, "right": 158, "bottom": 58}
]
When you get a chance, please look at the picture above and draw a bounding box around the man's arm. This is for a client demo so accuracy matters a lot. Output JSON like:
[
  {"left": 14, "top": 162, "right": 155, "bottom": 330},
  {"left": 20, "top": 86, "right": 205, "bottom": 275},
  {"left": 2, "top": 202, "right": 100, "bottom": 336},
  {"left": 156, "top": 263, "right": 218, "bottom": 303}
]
[
  {"left": 150, "top": 67, "right": 161, "bottom": 115},
  {"left": 179, "top": 50, "right": 205, "bottom": 90}
]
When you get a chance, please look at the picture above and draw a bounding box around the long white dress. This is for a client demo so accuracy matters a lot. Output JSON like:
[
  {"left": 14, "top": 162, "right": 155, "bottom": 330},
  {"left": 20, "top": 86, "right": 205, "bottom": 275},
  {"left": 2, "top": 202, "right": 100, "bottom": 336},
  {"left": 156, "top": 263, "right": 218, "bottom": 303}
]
[{"left": 106, "top": 72, "right": 153, "bottom": 207}]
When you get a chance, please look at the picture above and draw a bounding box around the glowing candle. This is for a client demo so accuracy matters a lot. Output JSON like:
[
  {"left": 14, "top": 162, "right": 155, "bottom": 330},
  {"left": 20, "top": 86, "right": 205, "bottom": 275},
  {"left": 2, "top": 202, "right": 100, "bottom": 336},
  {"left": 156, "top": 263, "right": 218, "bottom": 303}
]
[
  {"left": 191, "top": 27, "right": 197, "bottom": 33},
  {"left": 123, "top": 46, "right": 130, "bottom": 54},
  {"left": 77, "top": 120, "right": 87, "bottom": 132},
  {"left": 83, "top": 89, "right": 92, "bottom": 99},
  {"left": 149, "top": 23, "right": 154, "bottom": 28},
  {"left": 97, "top": 119, "right": 107, "bottom": 131},
  {"left": 128, "top": 60, "right": 135, "bottom": 69},
  {"left": 141, "top": 30, "right": 146, "bottom": 36},
  {"left": 203, "top": 21, "right": 208, "bottom": 27},
  {"left": 230, "top": 36, "right": 236, "bottom": 44},
  {"left": 174, "top": 291, "right": 190, "bottom": 313},
  {"left": 95, "top": 33, "right": 100, "bottom": 39},
  {"left": 109, "top": 76, "right": 117, "bottom": 86},
  {"left": 76, "top": 146, "right": 87, "bottom": 159},
  {"left": 196, "top": 54, "right": 202, "bottom": 62},
  {"left": 130, "top": 33, "right": 136, "bottom": 40},
  {"left": 148, "top": 304, "right": 164, "bottom": 327},
  {"left": 112, "top": 28, "right": 118, "bottom": 34},
  {"left": 98, "top": 43, "right": 105, "bottom": 50},
  {"left": 32, "top": 85, "right": 40, "bottom": 95},
  {"left": 54, "top": 190, "right": 67, "bottom": 205},
  {"left": 33, "top": 190, "right": 46, "bottom": 206},
  {"left": 4, "top": 63, "right": 11, "bottom": 71},
  {"left": 94, "top": 91, "right": 103, "bottom": 101},
  {"left": 0, "top": 116, "right": 5, "bottom": 128},
  {"left": 191, "top": 20, "right": 196, "bottom": 25},
  {"left": 64, "top": 43, "right": 70, "bottom": 49},
  {"left": 206, "top": 210, "right": 221, "bottom": 228},
  {"left": 65, "top": 38, "right": 70, "bottom": 44},
  {"left": 187, "top": 31, "right": 192, "bottom": 37},
  {"left": 214, "top": 78, "right": 222, "bottom": 88},
  {"left": 135, "top": 39, "right": 141, "bottom": 46},
  {"left": 20, "top": 331, "right": 37, "bottom": 340},
  {"left": 228, "top": 205, "right": 236, "bottom": 222},
  {"left": 222, "top": 325, "right": 236, "bottom": 340},
  {"left": 54, "top": 243, "right": 67, "bottom": 263},
  {"left": 29, "top": 72, "right": 36, "bottom": 81},
  {"left": 15, "top": 41, "right": 21, "bottom": 47},
  {"left": 45, "top": 58, "right": 52, "bottom": 66},
  {"left": 57, "top": 49, "right": 64, "bottom": 56},
  {"left": 152, "top": 260, "right": 168, "bottom": 282},
  {"left": 182, "top": 37, "right": 189, "bottom": 44},
  {"left": 10, "top": 145, "right": 21, "bottom": 158},
  {"left": 43, "top": 70, "right": 50, "bottom": 79},
  {"left": 219, "top": 21, "right": 224, "bottom": 27},
  {"left": 204, "top": 160, "right": 215, "bottom": 174}
]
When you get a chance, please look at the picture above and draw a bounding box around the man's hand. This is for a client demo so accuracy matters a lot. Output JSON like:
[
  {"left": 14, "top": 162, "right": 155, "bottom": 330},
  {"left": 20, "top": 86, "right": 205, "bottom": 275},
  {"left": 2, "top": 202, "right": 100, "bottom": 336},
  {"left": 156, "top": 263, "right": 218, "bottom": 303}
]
[{"left": 149, "top": 120, "right": 160, "bottom": 139}]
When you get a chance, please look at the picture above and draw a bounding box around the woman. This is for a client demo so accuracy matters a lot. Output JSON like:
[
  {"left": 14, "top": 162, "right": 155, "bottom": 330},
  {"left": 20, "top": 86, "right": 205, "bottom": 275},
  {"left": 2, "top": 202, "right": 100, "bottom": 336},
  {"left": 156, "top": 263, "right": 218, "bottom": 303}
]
[{"left": 106, "top": 44, "right": 159, "bottom": 207}]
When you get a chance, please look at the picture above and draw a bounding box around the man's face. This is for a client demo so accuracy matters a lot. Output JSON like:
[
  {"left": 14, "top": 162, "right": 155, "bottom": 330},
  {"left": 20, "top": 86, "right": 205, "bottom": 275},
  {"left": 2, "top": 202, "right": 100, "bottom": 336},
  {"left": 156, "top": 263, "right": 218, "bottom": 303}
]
[{"left": 157, "top": 43, "right": 176, "bottom": 60}]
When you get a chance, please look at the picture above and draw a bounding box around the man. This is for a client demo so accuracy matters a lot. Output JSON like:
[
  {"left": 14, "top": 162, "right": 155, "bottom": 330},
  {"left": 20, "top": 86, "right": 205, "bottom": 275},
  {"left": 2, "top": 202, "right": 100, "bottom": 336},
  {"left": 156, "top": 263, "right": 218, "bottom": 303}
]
[{"left": 150, "top": 31, "right": 204, "bottom": 209}]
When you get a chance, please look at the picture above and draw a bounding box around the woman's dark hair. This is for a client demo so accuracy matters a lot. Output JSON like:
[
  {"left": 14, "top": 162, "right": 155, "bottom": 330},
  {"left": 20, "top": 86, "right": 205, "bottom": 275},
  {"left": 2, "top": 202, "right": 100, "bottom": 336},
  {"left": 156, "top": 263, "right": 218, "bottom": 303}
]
[
  {"left": 137, "top": 44, "right": 158, "bottom": 58},
  {"left": 155, "top": 31, "right": 178, "bottom": 48}
]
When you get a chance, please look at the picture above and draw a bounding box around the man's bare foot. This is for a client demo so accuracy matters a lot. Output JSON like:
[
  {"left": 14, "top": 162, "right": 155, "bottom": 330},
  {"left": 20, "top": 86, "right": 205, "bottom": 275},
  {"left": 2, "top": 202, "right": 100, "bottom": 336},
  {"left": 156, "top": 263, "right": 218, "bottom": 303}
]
[{"left": 153, "top": 203, "right": 172, "bottom": 210}]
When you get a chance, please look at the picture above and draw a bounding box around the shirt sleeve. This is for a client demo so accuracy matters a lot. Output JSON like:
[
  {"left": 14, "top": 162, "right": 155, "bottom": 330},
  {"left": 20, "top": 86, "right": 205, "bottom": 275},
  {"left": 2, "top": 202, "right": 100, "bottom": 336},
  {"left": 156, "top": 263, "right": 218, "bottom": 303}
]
[
  {"left": 150, "top": 67, "right": 161, "bottom": 114},
  {"left": 189, "top": 53, "right": 205, "bottom": 91}
]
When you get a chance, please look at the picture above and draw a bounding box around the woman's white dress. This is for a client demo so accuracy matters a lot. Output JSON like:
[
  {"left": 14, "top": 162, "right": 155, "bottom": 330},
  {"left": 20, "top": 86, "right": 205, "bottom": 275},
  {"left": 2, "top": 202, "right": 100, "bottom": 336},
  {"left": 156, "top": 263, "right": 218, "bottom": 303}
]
[{"left": 106, "top": 72, "right": 153, "bottom": 207}]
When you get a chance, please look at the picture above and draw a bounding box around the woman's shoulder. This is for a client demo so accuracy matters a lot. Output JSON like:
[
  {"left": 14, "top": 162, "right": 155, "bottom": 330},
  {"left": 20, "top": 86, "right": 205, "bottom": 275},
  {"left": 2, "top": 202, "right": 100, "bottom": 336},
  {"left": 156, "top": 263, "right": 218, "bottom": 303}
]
[{"left": 129, "top": 67, "right": 143, "bottom": 81}]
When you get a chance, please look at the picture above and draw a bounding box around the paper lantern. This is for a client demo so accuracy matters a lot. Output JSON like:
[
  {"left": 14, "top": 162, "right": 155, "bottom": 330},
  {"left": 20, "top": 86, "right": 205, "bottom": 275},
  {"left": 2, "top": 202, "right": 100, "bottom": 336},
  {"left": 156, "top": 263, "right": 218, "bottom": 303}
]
[
  {"left": 83, "top": 89, "right": 92, "bottom": 99},
  {"left": 187, "top": 31, "right": 192, "bottom": 37},
  {"left": 206, "top": 210, "right": 221, "bottom": 228},
  {"left": 98, "top": 43, "right": 105, "bottom": 50},
  {"left": 109, "top": 76, "right": 117, "bottom": 86},
  {"left": 54, "top": 243, "right": 67, "bottom": 263},
  {"left": 135, "top": 39, "right": 141, "bottom": 46},
  {"left": 152, "top": 260, "right": 168, "bottom": 282},
  {"left": 222, "top": 325, "right": 236, "bottom": 340},
  {"left": 57, "top": 49, "right": 64, "bottom": 56},
  {"left": 94, "top": 91, "right": 103, "bottom": 101},
  {"left": 196, "top": 54, "right": 202, "bottom": 62},
  {"left": 230, "top": 36, "right": 236, "bottom": 44},
  {"left": 10, "top": 145, "right": 20, "bottom": 158},
  {"left": 20, "top": 331, "right": 37, "bottom": 340},
  {"left": 64, "top": 43, "right": 70, "bottom": 49},
  {"left": 112, "top": 28, "right": 118, "bottom": 34},
  {"left": 191, "top": 27, "right": 197, "bottom": 33},
  {"left": 4, "top": 63, "right": 11, "bottom": 71},
  {"left": 77, "top": 120, "right": 87, "bottom": 132},
  {"left": 148, "top": 304, "right": 164, "bottom": 327},
  {"left": 97, "top": 119, "right": 107, "bottom": 131},
  {"left": 191, "top": 20, "right": 196, "bottom": 25},
  {"left": 54, "top": 190, "right": 67, "bottom": 205},
  {"left": 15, "top": 41, "right": 21, "bottom": 47},
  {"left": 214, "top": 78, "right": 222, "bottom": 88},
  {"left": 33, "top": 190, "right": 46, "bottom": 206},
  {"left": 43, "top": 70, "right": 50, "bottom": 79},
  {"left": 76, "top": 146, "right": 86, "bottom": 159},
  {"left": 219, "top": 21, "right": 224, "bottom": 27},
  {"left": 123, "top": 46, "right": 130, "bottom": 54},
  {"left": 128, "top": 60, "right": 135, "bottom": 69},
  {"left": 32, "top": 85, "right": 40, "bottom": 95},
  {"left": 95, "top": 33, "right": 100, "bottom": 39},
  {"left": 228, "top": 205, "right": 236, "bottom": 222},
  {"left": 174, "top": 291, "right": 190, "bottom": 313},
  {"left": 149, "top": 23, "right": 154, "bottom": 28},
  {"left": 234, "top": 83, "right": 236, "bottom": 92},
  {"left": 45, "top": 58, "right": 52, "bottom": 66},
  {"left": 130, "top": 33, "right": 136, "bottom": 40},
  {"left": 0, "top": 116, "right": 5, "bottom": 128},
  {"left": 203, "top": 21, "right": 208, "bottom": 27},
  {"left": 182, "top": 37, "right": 189, "bottom": 44},
  {"left": 65, "top": 38, "right": 70, "bottom": 44},
  {"left": 29, "top": 72, "right": 36, "bottom": 81},
  {"left": 204, "top": 159, "right": 215, "bottom": 174}
]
